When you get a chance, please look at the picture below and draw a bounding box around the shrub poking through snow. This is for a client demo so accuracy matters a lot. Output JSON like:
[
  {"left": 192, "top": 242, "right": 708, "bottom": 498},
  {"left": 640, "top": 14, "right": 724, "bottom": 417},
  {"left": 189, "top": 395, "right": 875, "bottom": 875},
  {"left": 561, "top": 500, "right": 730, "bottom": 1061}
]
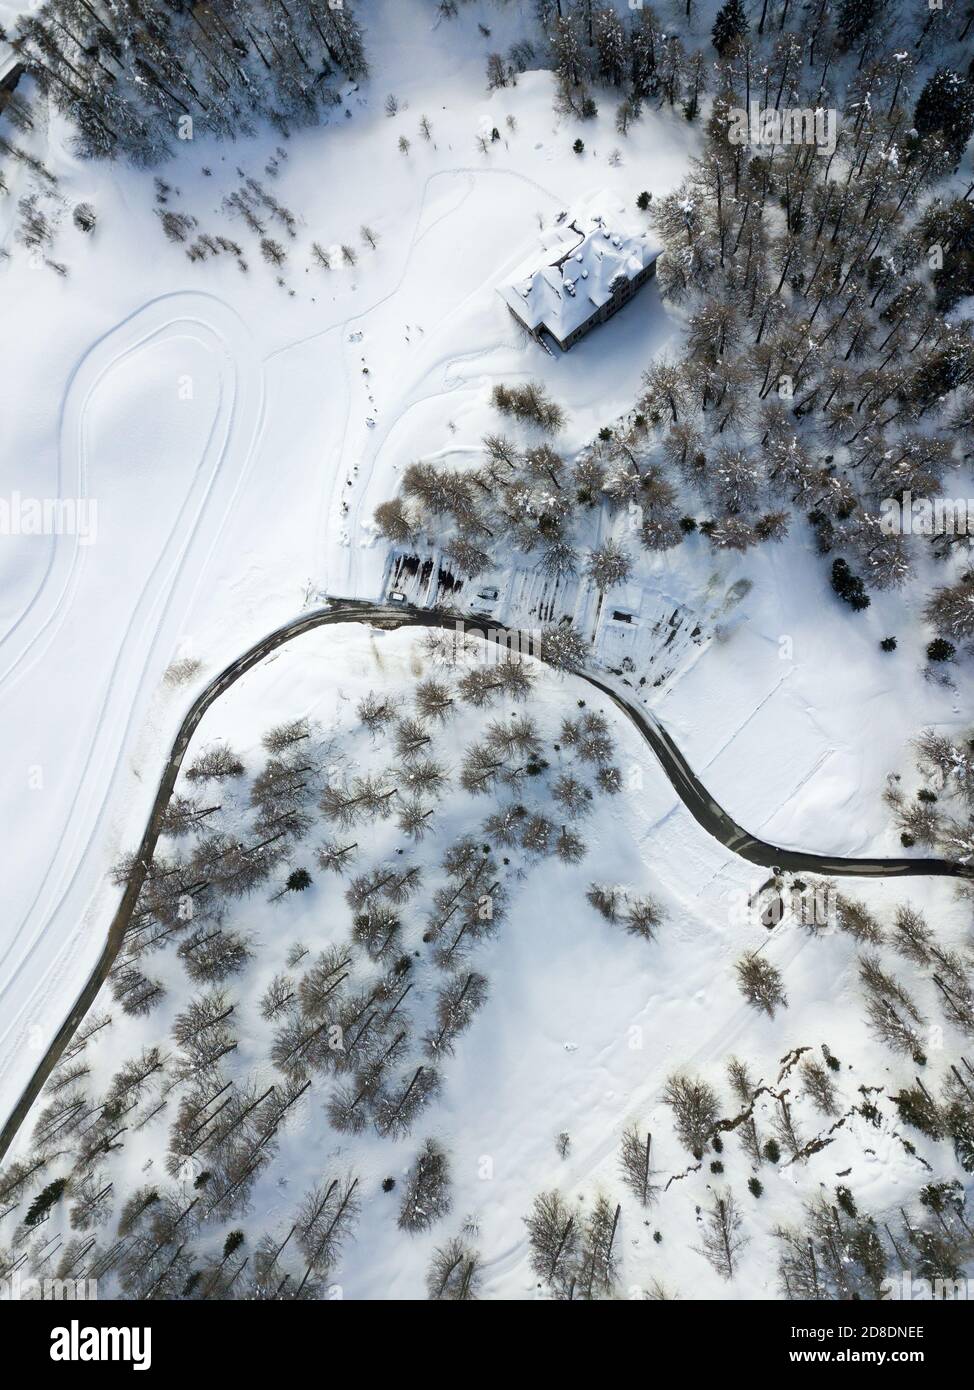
[{"left": 831, "top": 558, "right": 871, "bottom": 611}]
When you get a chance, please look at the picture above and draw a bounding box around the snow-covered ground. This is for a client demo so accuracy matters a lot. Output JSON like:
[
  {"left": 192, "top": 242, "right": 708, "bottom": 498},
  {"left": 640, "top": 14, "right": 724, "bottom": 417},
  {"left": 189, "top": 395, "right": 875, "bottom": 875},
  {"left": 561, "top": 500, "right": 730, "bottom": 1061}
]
[
  {"left": 6, "top": 621, "right": 970, "bottom": 1298},
  {"left": 2, "top": 0, "right": 973, "bottom": 1300},
  {"left": 0, "top": 0, "right": 699, "bottom": 1129}
]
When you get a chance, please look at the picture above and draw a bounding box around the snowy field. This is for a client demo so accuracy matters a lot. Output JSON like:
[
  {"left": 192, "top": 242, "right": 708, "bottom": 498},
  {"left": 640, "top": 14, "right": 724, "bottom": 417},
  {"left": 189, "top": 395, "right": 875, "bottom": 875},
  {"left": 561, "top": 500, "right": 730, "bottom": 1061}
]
[
  {"left": 0, "top": 0, "right": 699, "bottom": 1129},
  {"left": 1, "top": 0, "right": 973, "bottom": 1303}
]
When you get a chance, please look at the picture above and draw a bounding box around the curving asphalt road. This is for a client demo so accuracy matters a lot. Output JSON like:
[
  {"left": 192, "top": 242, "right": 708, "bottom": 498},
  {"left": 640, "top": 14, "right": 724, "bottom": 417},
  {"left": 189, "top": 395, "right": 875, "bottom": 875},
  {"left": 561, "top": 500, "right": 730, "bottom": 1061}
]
[{"left": 1, "top": 596, "right": 969, "bottom": 1162}]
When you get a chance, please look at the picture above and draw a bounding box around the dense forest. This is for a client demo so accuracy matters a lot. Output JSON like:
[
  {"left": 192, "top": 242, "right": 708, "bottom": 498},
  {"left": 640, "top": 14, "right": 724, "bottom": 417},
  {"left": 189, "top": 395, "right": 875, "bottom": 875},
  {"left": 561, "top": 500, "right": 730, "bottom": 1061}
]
[{"left": 3, "top": 0, "right": 368, "bottom": 162}]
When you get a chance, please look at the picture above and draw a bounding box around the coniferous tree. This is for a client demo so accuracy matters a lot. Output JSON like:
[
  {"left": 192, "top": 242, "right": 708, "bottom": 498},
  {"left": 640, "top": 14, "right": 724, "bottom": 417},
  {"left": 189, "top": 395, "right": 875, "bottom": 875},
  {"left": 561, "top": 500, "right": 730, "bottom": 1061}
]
[
  {"left": 25, "top": 1177, "right": 68, "bottom": 1227},
  {"left": 835, "top": 0, "right": 880, "bottom": 54},
  {"left": 914, "top": 69, "right": 974, "bottom": 166},
  {"left": 712, "top": 0, "right": 748, "bottom": 57}
]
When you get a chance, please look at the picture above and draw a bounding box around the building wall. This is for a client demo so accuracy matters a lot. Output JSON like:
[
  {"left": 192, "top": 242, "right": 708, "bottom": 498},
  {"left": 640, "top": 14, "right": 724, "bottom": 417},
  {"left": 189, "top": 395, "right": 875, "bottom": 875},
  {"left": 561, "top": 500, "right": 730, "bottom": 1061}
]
[
  {"left": 0, "top": 61, "right": 25, "bottom": 96},
  {"left": 506, "top": 303, "right": 540, "bottom": 340}
]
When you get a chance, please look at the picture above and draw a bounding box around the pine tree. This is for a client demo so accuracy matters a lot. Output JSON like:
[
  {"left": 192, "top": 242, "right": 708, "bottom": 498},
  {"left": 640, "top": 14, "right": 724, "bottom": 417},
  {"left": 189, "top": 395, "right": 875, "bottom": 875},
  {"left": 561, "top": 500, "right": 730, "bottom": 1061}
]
[
  {"left": 831, "top": 558, "right": 871, "bottom": 611},
  {"left": 835, "top": 0, "right": 879, "bottom": 54},
  {"left": 25, "top": 1177, "right": 68, "bottom": 1227},
  {"left": 914, "top": 70, "right": 974, "bottom": 165},
  {"left": 711, "top": 0, "right": 747, "bottom": 57},
  {"left": 927, "top": 638, "right": 956, "bottom": 663}
]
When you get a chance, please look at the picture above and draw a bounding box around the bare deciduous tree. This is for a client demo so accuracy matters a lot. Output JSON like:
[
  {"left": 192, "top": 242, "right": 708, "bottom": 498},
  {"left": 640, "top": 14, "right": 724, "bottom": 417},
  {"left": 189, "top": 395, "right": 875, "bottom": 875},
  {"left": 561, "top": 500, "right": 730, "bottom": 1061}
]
[
  {"left": 697, "top": 1189, "right": 748, "bottom": 1280},
  {"left": 525, "top": 1189, "right": 578, "bottom": 1289},
  {"left": 619, "top": 1124, "right": 658, "bottom": 1206},
  {"left": 735, "top": 951, "right": 787, "bottom": 1017},
  {"left": 577, "top": 1194, "right": 621, "bottom": 1300},
  {"left": 398, "top": 1139, "right": 451, "bottom": 1232},
  {"left": 664, "top": 1072, "right": 721, "bottom": 1154},
  {"left": 426, "top": 1236, "right": 480, "bottom": 1299},
  {"left": 800, "top": 1059, "right": 839, "bottom": 1116}
]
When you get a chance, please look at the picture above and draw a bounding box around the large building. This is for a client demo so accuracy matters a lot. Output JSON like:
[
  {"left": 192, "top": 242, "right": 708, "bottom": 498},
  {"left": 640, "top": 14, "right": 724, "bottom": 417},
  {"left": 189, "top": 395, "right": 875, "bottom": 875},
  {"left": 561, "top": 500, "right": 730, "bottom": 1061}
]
[{"left": 499, "top": 193, "right": 660, "bottom": 353}]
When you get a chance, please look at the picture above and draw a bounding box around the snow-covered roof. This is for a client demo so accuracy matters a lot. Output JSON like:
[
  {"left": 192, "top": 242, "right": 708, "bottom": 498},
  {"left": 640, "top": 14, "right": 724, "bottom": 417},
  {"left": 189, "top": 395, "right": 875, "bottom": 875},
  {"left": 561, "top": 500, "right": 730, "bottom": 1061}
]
[{"left": 499, "top": 191, "right": 660, "bottom": 343}]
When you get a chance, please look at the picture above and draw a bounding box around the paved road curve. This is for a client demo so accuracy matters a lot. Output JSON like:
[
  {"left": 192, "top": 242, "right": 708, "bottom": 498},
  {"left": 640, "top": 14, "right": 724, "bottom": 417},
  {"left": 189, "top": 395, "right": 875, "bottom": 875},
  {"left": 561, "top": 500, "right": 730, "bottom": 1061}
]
[{"left": 1, "top": 597, "right": 969, "bottom": 1160}]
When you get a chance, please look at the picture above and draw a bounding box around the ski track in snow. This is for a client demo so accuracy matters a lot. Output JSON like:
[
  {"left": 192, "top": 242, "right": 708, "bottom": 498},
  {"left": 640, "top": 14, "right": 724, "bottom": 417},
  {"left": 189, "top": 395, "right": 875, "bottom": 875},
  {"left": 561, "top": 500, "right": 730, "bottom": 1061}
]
[
  {"left": 0, "top": 292, "right": 265, "bottom": 1111},
  {"left": 0, "top": 164, "right": 560, "bottom": 1127}
]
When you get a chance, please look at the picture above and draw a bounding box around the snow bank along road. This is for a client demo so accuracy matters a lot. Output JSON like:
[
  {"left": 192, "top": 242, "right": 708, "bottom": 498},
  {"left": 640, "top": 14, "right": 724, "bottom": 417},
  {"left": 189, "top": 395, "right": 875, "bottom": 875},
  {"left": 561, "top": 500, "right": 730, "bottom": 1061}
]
[{"left": 1, "top": 597, "right": 970, "bottom": 1163}]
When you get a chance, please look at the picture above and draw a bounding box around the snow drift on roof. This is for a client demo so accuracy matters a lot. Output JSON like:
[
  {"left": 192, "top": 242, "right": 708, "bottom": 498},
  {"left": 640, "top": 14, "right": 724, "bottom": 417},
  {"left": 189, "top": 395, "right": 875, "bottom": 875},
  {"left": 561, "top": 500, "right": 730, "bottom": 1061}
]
[{"left": 498, "top": 190, "right": 661, "bottom": 342}]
